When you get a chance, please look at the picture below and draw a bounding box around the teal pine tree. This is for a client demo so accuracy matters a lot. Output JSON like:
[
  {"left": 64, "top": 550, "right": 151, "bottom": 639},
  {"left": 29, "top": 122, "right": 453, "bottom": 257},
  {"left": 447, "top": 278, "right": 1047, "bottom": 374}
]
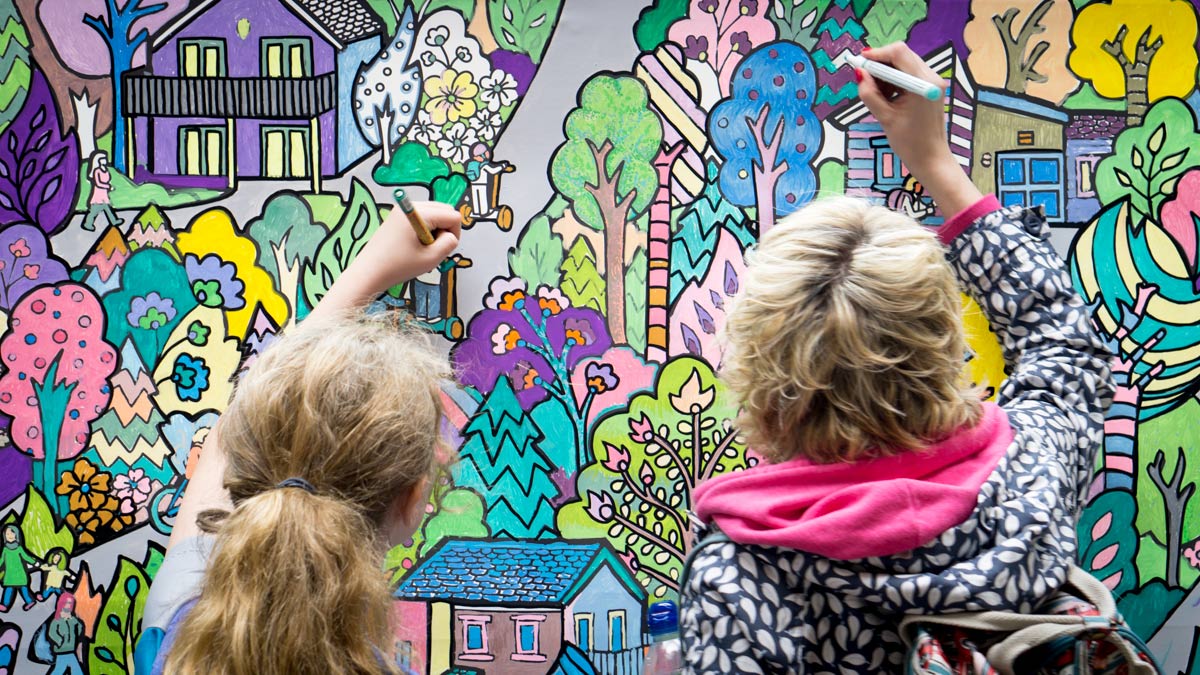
[
  {"left": 454, "top": 376, "right": 560, "bottom": 540},
  {"left": 669, "top": 161, "right": 750, "bottom": 304},
  {"left": 812, "top": 0, "right": 870, "bottom": 118},
  {"left": 559, "top": 236, "right": 605, "bottom": 314},
  {"left": 862, "top": 0, "right": 927, "bottom": 47},
  {"left": 0, "top": 0, "right": 31, "bottom": 134}
]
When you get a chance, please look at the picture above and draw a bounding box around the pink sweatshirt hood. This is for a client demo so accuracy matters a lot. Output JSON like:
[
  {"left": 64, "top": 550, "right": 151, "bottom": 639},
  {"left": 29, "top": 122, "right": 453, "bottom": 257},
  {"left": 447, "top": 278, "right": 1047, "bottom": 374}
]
[{"left": 692, "top": 402, "right": 1014, "bottom": 560}]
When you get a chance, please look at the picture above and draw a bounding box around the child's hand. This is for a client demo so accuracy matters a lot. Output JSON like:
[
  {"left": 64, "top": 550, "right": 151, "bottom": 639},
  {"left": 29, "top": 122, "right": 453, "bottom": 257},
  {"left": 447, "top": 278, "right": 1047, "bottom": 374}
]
[
  {"left": 350, "top": 201, "right": 462, "bottom": 293},
  {"left": 857, "top": 43, "right": 981, "bottom": 217}
]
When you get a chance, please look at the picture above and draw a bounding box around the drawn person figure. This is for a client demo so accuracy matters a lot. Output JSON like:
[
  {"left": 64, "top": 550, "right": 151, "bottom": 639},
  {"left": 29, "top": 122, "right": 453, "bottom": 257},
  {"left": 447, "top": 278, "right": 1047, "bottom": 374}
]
[
  {"left": 886, "top": 175, "right": 935, "bottom": 220},
  {"left": 465, "top": 143, "right": 509, "bottom": 214},
  {"left": 0, "top": 523, "right": 39, "bottom": 611},
  {"left": 38, "top": 548, "right": 76, "bottom": 602},
  {"left": 47, "top": 593, "right": 84, "bottom": 675},
  {"left": 82, "top": 151, "right": 124, "bottom": 232}
]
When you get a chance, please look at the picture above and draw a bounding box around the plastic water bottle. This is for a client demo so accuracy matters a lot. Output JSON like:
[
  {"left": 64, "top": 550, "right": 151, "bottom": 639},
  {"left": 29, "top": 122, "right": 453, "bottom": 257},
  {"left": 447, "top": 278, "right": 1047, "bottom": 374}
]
[{"left": 644, "top": 600, "right": 682, "bottom": 675}]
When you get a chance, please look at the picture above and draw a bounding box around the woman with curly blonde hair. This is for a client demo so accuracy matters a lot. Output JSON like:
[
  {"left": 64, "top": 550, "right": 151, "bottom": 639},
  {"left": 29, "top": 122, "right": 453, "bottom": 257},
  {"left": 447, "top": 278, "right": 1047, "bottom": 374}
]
[
  {"left": 680, "top": 43, "right": 1114, "bottom": 674},
  {"left": 135, "top": 202, "right": 464, "bottom": 675}
]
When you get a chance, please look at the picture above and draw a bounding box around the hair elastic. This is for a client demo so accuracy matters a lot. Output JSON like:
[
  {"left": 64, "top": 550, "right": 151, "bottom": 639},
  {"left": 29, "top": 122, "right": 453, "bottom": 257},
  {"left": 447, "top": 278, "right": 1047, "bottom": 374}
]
[{"left": 275, "top": 477, "right": 318, "bottom": 495}]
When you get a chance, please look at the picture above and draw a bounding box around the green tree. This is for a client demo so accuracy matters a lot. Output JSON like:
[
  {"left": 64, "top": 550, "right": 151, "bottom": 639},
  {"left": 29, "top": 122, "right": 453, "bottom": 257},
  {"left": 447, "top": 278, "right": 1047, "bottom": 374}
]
[
  {"left": 1136, "top": 398, "right": 1200, "bottom": 588},
  {"left": 508, "top": 212, "right": 565, "bottom": 289},
  {"left": 559, "top": 236, "right": 605, "bottom": 313},
  {"left": 862, "top": 0, "right": 927, "bottom": 46},
  {"left": 0, "top": 0, "right": 32, "bottom": 134},
  {"left": 89, "top": 544, "right": 163, "bottom": 675},
  {"left": 248, "top": 192, "right": 326, "bottom": 325},
  {"left": 454, "top": 376, "right": 560, "bottom": 539},
  {"left": 634, "top": 0, "right": 688, "bottom": 51},
  {"left": 127, "top": 204, "right": 179, "bottom": 258},
  {"left": 302, "top": 179, "right": 400, "bottom": 308},
  {"left": 1095, "top": 98, "right": 1200, "bottom": 226},
  {"left": 770, "top": 0, "right": 833, "bottom": 49},
  {"left": 488, "top": 0, "right": 564, "bottom": 63},
  {"left": 550, "top": 75, "right": 662, "bottom": 345},
  {"left": 625, "top": 247, "right": 647, "bottom": 353}
]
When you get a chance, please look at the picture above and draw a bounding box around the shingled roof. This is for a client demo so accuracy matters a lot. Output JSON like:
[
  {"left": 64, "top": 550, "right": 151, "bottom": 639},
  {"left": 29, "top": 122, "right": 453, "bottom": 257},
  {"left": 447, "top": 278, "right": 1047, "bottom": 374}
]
[
  {"left": 394, "top": 540, "right": 645, "bottom": 606},
  {"left": 153, "top": 0, "right": 385, "bottom": 51}
]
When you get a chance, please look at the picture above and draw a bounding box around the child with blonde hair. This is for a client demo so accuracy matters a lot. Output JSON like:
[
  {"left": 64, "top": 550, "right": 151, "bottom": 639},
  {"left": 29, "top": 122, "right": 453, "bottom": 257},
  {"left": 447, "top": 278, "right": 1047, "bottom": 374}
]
[
  {"left": 137, "top": 201, "right": 463, "bottom": 675},
  {"left": 680, "top": 43, "right": 1114, "bottom": 673}
]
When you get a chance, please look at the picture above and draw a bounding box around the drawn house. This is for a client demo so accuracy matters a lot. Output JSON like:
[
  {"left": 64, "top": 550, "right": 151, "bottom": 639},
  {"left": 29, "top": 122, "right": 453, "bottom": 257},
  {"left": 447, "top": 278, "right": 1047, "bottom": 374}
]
[
  {"left": 123, "top": 0, "right": 385, "bottom": 192},
  {"left": 830, "top": 44, "right": 976, "bottom": 224},
  {"left": 393, "top": 539, "right": 647, "bottom": 675},
  {"left": 970, "top": 89, "right": 1069, "bottom": 224},
  {"left": 1065, "top": 113, "right": 1125, "bottom": 224}
]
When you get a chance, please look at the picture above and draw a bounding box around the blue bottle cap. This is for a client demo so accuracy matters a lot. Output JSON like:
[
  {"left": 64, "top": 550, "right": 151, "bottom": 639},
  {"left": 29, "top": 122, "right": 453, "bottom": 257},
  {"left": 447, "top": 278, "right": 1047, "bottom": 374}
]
[{"left": 647, "top": 600, "right": 679, "bottom": 636}]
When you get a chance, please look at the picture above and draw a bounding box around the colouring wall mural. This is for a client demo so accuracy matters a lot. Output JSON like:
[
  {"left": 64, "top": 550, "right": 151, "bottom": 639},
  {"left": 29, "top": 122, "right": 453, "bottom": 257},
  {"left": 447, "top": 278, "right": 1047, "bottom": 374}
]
[{"left": 0, "top": 0, "right": 1197, "bottom": 673}]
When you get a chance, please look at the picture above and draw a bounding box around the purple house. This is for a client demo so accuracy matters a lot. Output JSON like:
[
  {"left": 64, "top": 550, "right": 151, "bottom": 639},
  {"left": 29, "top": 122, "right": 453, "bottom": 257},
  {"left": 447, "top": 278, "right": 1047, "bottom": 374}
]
[
  {"left": 124, "top": 0, "right": 385, "bottom": 192},
  {"left": 1065, "top": 113, "right": 1126, "bottom": 224}
]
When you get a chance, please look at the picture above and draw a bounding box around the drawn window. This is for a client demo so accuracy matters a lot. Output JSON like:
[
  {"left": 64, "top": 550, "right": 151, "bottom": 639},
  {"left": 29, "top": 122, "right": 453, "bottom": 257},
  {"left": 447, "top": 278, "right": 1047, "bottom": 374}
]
[
  {"left": 179, "top": 39, "right": 226, "bottom": 77},
  {"left": 1017, "top": 130, "right": 1035, "bottom": 145},
  {"left": 458, "top": 614, "right": 493, "bottom": 661},
  {"left": 1076, "top": 155, "right": 1098, "bottom": 197},
  {"left": 511, "top": 615, "right": 546, "bottom": 662},
  {"left": 260, "top": 125, "right": 311, "bottom": 179},
  {"left": 262, "top": 38, "right": 312, "bottom": 78},
  {"left": 178, "top": 125, "right": 226, "bottom": 176},
  {"left": 575, "top": 614, "right": 593, "bottom": 652},
  {"left": 996, "top": 151, "right": 1064, "bottom": 223},
  {"left": 871, "top": 137, "right": 904, "bottom": 191},
  {"left": 608, "top": 610, "right": 626, "bottom": 651}
]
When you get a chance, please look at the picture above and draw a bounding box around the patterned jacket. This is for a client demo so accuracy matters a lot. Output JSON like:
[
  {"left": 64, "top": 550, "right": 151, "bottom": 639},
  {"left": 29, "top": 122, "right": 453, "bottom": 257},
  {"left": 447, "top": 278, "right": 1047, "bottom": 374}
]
[{"left": 680, "top": 204, "right": 1114, "bottom": 674}]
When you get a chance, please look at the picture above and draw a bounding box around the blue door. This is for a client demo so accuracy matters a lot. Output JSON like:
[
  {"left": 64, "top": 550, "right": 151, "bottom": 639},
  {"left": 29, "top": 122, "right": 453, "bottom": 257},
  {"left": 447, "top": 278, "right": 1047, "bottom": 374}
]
[{"left": 997, "top": 151, "right": 1064, "bottom": 223}]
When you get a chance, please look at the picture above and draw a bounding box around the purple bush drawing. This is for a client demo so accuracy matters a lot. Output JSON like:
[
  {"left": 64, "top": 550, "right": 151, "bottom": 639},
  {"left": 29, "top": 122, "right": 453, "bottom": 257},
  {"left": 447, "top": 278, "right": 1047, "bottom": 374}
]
[{"left": 0, "top": 224, "right": 69, "bottom": 311}]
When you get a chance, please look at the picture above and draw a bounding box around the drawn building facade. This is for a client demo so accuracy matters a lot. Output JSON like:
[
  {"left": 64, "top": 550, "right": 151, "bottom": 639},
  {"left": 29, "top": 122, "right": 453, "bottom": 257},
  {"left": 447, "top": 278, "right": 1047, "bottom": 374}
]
[
  {"left": 124, "top": 0, "right": 384, "bottom": 191},
  {"left": 971, "top": 89, "right": 1068, "bottom": 224},
  {"left": 1065, "top": 113, "right": 1126, "bottom": 224}
]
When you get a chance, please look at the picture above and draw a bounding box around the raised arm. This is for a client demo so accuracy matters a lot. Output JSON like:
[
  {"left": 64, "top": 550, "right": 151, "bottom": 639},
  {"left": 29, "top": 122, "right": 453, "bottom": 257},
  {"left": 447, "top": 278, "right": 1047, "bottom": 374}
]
[
  {"left": 859, "top": 44, "right": 1114, "bottom": 503},
  {"left": 167, "top": 201, "right": 462, "bottom": 550}
]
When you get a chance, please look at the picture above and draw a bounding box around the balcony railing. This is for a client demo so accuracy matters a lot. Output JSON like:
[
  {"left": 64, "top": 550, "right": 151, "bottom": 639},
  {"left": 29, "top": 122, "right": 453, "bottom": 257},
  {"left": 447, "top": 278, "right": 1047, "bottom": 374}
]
[{"left": 123, "top": 70, "right": 336, "bottom": 119}]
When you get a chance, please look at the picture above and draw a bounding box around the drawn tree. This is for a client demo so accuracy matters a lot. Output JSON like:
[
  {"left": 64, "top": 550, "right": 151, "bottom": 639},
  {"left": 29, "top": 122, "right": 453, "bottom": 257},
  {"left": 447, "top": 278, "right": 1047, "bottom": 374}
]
[
  {"left": 906, "top": 0, "right": 971, "bottom": 55},
  {"left": 549, "top": 75, "right": 662, "bottom": 345},
  {"left": 508, "top": 212, "right": 564, "bottom": 289},
  {"left": 625, "top": 246, "right": 648, "bottom": 354},
  {"left": 811, "top": 0, "right": 867, "bottom": 118},
  {"left": 81, "top": 0, "right": 171, "bottom": 173},
  {"left": 1078, "top": 489, "right": 1139, "bottom": 595},
  {"left": 176, "top": 208, "right": 289, "bottom": 338},
  {"left": 88, "top": 544, "right": 162, "bottom": 675},
  {"left": 1069, "top": 0, "right": 1199, "bottom": 125},
  {"left": 0, "top": 283, "right": 117, "bottom": 515},
  {"left": 1145, "top": 448, "right": 1196, "bottom": 588},
  {"left": 0, "top": 67, "right": 79, "bottom": 234},
  {"left": 557, "top": 357, "right": 753, "bottom": 599},
  {"left": 667, "top": 0, "right": 777, "bottom": 97},
  {"left": 963, "top": 0, "right": 1079, "bottom": 103},
  {"left": 81, "top": 225, "right": 130, "bottom": 288},
  {"left": 246, "top": 192, "right": 325, "bottom": 326},
  {"left": 304, "top": 179, "right": 394, "bottom": 309},
  {"left": 127, "top": 205, "right": 177, "bottom": 257},
  {"left": 89, "top": 338, "right": 171, "bottom": 470},
  {"left": 769, "top": 0, "right": 831, "bottom": 49},
  {"left": 385, "top": 484, "right": 490, "bottom": 582},
  {"left": 453, "top": 280, "right": 612, "bottom": 471},
  {"left": 670, "top": 228, "right": 744, "bottom": 366},
  {"left": 862, "top": 0, "right": 927, "bottom": 47},
  {"left": 102, "top": 248, "right": 197, "bottom": 371},
  {"left": 373, "top": 142, "right": 468, "bottom": 205},
  {"left": 669, "top": 160, "right": 748, "bottom": 304},
  {"left": 355, "top": 4, "right": 421, "bottom": 167},
  {"left": 634, "top": 0, "right": 688, "bottom": 51},
  {"left": 239, "top": 304, "right": 280, "bottom": 373},
  {"left": 151, "top": 304, "right": 239, "bottom": 416},
  {"left": 0, "top": 224, "right": 68, "bottom": 311},
  {"left": 1159, "top": 168, "right": 1200, "bottom": 292},
  {"left": 710, "top": 41, "right": 822, "bottom": 234},
  {"left": 0, "top": 0, "right": 31, "bottom": 134},
  {"left": 488, "top": 0, "right": 564, "bottom": 64},
  {"left": 455, "top": 375, "right": 560, "bottom": 539},
  {"left": 1095, "top": 98, "right": 1200, "bottom": 227},
  {"left": 559, "top": 236, "right": 605, "bottom": 313}
]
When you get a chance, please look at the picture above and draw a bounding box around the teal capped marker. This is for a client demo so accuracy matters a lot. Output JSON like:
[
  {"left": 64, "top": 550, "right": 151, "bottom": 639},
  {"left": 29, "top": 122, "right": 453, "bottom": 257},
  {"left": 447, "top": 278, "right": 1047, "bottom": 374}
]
[{"left": 847, "top": 53, "right": 944, "bottom": 101}]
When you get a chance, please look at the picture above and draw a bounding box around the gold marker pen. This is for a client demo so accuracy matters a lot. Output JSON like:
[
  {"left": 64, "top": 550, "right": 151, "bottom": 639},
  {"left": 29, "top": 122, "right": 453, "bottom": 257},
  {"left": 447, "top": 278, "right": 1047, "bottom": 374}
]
[{"left": 394, "top": 189, "right": 436, "bottom": 246}]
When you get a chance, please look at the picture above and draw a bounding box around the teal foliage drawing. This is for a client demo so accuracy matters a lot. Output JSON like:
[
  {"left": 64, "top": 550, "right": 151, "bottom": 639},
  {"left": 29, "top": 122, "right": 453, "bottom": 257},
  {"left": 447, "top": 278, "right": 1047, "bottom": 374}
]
[
  {"left": 487, "top": 0, "right": 563, "bottom": 63},
  {"left": 633, "top": 0, "right": 688, "bottom": 52},
  {"left": 102, "top": 249, "right": 197, "bottom": 371},
  {"left": 1079, "top": 490, "right": 1139, "bottom": 597},
  {"left": 770, "top": 0, "right": 832, "bottom": 48},
  {"left": 509, "top": 213, "right": 565, "bottom": 289},
  {"left": 861, "top": 0, "right": 927, "bottom": 47},
  {"left": 669, "top": 160, "right": 750, "bottom": 304}
]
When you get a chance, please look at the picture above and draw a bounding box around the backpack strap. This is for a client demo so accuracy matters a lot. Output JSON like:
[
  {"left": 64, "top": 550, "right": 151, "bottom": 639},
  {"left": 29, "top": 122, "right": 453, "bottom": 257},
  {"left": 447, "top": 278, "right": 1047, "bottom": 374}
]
[{"left": 678, "top": 530, "right": 731, "bottom": 594}]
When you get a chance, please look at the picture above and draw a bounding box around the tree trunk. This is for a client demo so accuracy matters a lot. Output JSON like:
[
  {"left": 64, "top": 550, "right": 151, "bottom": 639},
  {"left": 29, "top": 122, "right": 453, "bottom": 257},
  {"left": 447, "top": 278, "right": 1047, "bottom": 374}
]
[
  {"left": 378, "top": 107, "right": 396, "bottom": 166},
  {"left": 1103, "top": 26, "right": 1163, "bottom": 126},
  {"left": 272, "top": 243, "right": 301, "bottom": 329},
  {"left": 1147, "top": 448, "right": 1195, "bottom": 588},
  {"left": 73, "top": 92, "right": 99, "bottom": 162},
  {"left": 646, "top": 142, "right": 685, "bottom": 362},
  {"left": 584, "top": 139, "right": 637, "bottom": 346},
  {"left": 746, "top": 107, "right": 787, "bottom": 235},
  {"left": 993, "top": 1, "right": 1053, "bottom": 95}
]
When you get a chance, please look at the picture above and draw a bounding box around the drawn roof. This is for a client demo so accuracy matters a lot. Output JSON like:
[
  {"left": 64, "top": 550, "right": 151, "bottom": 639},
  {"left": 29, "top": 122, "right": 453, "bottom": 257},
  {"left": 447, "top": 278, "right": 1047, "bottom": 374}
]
[
  {"left": 831, "top": 44, "right": 972, "bottom": 130},
  {"left": 394, "top": 539, "right": 646, "bottom": 606},
  {"left": 152, "top": 0, "right": 384, "bottom": 51}
]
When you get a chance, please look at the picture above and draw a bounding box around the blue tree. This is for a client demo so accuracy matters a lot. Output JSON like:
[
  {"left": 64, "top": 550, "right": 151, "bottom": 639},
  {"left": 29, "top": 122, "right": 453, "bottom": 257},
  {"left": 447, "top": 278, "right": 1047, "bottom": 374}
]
[
  {"left": 454, "top": 375, "right": 560, "bottom": 540},
  {"left": 83, "top": 0, "right": 169, "bottom": 173},
  {"left": 709, "top": 41, "right": 822, "bottom": 233}
]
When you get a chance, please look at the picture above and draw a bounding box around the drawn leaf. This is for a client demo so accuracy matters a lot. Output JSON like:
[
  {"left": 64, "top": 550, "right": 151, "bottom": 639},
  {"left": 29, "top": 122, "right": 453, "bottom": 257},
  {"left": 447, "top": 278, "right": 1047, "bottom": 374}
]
[
  {"left": 1160, "top": 149, "right": 1188, "bottom": 171},
  {"left": 1131, "top": 146, "right": 1143, "bottom": 169},
  {"left": 680, "top": 323, "right": 702, "bottom": 354},
  {"left": 40, "top": 177, "right": 61, "bottom": 207},
  {"left": 1148, "top": 123, "right": 1166, "bottom": 153},
  {"left": 724, "top": 260, "right": 739, "bottom": 295},
  {"left": 30, "top": 105, "right": 45, "bottom": 130},
  {"left": 694, "top": 301, "right": 716, "bottom": 334},
  {"left": 1113, "top": 168, "right": 1133, "bottom": 187}
]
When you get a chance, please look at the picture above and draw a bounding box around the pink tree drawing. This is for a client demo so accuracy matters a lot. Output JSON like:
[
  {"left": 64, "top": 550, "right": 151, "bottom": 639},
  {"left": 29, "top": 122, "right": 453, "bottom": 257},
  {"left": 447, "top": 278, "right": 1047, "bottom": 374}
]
[
  {"left": 0, "top": 283, "right": 117, "bottom": 516},
  {"left": 668, "top": 0, "right": 777, "bottom": 96}
]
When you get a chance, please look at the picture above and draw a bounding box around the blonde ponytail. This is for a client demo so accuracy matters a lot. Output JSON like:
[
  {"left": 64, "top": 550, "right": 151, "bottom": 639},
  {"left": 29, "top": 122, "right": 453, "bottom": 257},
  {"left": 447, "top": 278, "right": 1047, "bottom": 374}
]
[{"left": 165, "top": 313, "right": 450, "bottom": 675}]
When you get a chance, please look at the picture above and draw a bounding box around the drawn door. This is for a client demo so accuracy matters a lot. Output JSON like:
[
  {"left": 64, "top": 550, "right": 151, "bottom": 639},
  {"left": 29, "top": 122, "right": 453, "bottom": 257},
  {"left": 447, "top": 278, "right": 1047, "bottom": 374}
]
[
  {"left": 261, "top": 126, "right": 310, "bottom": 179},
  {"left": 179, "top": 126, "right": 225, "bottom": 176},
  {"left": 996, "top": 151, "right": 1065, "bottom": 223}
]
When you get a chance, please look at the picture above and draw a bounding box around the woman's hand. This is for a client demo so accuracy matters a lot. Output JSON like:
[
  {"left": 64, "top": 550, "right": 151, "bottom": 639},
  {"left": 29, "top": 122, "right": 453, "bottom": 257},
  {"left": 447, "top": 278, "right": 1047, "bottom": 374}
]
[
  {"left": 856, "top": 43, "right": 982, "bottom": 217},
  {"left": 308, "top": 200, "right": 462, "bottom": 322}
]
